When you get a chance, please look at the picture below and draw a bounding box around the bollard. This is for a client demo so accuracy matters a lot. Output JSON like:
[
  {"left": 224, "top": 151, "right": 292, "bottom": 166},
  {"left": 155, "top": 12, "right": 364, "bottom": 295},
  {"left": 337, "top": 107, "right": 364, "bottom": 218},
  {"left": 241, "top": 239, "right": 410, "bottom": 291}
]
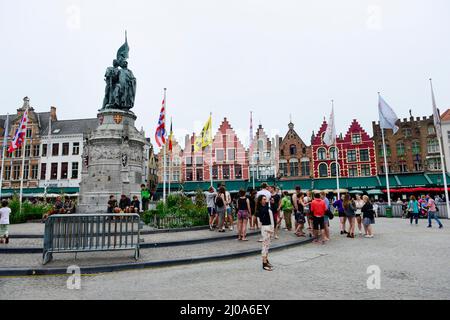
[{"left": 385, "top": 206, "right": 393, "bottom": 218}]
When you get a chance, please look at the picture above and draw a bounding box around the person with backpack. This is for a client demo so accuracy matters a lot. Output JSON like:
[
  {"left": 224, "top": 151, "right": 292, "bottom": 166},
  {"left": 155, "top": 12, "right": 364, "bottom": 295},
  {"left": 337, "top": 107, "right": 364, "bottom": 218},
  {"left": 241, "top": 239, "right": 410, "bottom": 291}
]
[
  {"left": 407, "top": 195, "right": 420, "bottom": 225},
  {"left": 204, "top": 186, "right": 218, "bottom": 231},
  {"left": 215, "top": 187, "right": 227, "bottom": 232},
  {"left": 362, "top": 195, "right": 375, "bottom": 238},
  {"left": 281, "top": 191, "right": 293, "bottom": 231}
]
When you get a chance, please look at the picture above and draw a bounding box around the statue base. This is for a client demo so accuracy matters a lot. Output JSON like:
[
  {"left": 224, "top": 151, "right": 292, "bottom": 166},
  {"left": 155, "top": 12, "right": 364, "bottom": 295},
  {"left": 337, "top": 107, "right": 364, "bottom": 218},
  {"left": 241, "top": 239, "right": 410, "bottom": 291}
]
[{"left": 77, "top": 108, "right": 147, "bottom": 213}]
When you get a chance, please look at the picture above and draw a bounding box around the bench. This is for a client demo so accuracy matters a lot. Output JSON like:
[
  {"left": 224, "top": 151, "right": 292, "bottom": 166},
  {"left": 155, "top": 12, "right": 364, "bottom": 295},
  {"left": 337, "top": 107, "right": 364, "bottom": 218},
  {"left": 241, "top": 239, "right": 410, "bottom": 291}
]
[{"left": 43, "top": 214, "right": 142, "bottom": 265}]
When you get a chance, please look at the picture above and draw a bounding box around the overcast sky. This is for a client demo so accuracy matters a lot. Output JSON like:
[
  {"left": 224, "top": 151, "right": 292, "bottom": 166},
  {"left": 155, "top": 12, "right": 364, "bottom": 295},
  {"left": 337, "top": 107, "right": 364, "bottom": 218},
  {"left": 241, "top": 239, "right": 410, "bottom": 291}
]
[{"left": 1, "top": 0, "right": 449, "bottom": 150}]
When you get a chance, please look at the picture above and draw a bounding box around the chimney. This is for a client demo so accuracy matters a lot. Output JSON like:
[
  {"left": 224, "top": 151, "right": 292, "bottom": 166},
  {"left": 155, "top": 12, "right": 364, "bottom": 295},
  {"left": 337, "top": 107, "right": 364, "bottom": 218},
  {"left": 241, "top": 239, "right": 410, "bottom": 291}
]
[{"left": 50, "top": 106, "right": 57, "bottom": 121}]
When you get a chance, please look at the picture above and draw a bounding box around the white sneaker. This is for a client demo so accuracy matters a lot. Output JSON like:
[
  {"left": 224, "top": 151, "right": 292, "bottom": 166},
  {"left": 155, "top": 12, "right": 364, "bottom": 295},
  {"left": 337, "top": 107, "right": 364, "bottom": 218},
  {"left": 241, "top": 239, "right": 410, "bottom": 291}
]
[
  {"left": 359, "top": 231, "right": 363, "bottom": 236},
  {"left": 258, "top": 238, "right": 263, "bottom": 242},
  {"left": 229, "top": 226, "right": 233, "bottom": 231}
]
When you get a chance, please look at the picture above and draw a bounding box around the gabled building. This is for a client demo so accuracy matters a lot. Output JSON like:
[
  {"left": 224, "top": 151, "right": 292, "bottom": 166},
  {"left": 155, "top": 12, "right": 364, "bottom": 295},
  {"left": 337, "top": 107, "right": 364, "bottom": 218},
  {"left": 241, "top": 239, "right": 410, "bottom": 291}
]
[
  {"left": 279, "top": 122, "right": 311, "bottom": 180},
  {"left": 182, "top": 133, "right": 210, "bottom": 182},
  {"left": 156, "top": 137, "right": 183, "bottom": 185},
  {"left": 249, "top": 124, "right": 279, "bottom": 181},
  {"left": 441, "top": 109, "right": 450, "bottom": 173},
  {"left": 210, "top": 118, "right": 249, "bottom": 181},
  {"left": 312, "top": 119, "right": 377, "bottom": 178}
]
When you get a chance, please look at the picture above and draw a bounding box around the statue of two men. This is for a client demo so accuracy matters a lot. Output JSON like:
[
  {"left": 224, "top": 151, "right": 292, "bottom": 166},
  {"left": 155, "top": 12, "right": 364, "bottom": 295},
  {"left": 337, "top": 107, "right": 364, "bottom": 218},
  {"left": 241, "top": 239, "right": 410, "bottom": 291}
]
[{"left": 102, "top": 38, "right": 137, "bottom": 110}]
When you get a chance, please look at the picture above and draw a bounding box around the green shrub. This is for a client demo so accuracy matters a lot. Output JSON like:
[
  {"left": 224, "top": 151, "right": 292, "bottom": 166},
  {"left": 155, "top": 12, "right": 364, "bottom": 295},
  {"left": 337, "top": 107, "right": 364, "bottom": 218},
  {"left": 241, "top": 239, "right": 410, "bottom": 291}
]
[{"left": 7, "top": 195, "right": 53, "bottom": 224}]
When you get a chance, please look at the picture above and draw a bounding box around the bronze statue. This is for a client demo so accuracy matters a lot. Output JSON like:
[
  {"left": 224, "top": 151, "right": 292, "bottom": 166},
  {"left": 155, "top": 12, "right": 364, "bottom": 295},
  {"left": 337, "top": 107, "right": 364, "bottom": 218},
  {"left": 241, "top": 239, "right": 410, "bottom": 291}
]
[{"left": 102, "top": 33, "right": 136, "bottom": 110}]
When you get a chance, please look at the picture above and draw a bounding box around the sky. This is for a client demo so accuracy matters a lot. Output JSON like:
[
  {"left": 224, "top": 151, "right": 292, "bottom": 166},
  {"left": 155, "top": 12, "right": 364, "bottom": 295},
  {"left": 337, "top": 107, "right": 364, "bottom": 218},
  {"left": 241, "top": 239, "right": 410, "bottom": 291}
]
[{"left": 1, "top": 0, "right": 450, "bottom": 151}]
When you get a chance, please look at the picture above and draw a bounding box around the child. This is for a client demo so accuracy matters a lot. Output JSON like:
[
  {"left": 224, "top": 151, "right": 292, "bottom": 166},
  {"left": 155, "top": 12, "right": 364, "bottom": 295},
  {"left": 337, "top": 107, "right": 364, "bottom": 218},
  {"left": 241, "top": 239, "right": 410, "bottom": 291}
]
[{"left": 0, "top": 200, "right": 11, "bottom": 244}]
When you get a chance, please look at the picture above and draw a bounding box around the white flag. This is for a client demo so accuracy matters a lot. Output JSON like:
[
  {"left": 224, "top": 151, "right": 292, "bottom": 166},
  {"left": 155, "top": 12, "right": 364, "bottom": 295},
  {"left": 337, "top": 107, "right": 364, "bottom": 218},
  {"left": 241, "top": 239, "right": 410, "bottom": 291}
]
[
  {"left": 323, "top": 106, "right": 336, "bottom": 146},
  {"left": 431, "top": 81, "right": 442, "bottom": 139},
  {"left": 378, "top": 95, "right": 399, "bottom": 134}
]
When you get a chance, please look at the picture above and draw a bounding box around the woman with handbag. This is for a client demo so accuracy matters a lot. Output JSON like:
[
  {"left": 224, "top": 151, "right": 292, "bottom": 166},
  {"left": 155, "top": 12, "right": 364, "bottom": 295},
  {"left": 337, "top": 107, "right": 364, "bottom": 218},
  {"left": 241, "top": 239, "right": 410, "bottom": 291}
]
[{"left": 407, "top": 195, "right": 420, "bottom": 225}]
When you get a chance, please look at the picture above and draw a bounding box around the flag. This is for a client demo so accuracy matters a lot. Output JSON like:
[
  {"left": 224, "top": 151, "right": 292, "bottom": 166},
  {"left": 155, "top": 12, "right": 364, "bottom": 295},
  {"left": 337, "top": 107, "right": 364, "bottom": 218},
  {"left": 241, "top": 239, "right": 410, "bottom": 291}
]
[
  {"left": 155, "top": 98, "right": 166, "bottom": 148},
  {"left": 201, "top": 115, "right": 213, "bottom": 148},
  {"left": 168, "top": 118, "right": 173, "bottom": 152},
  {"left": 8, "top": 109, "right": 29, "bottom": 153},
  {"left": 431, "top": 80, "right": 442, "bottom": 139},
  {"left": 323, "top": 106, "right": 336, "bottom": 146},
  {"left": 378, "top": 94, "right": 399, "bottom": 134},
  {"left": 194, "top": 115, "right": 213, "bottom": 152}
]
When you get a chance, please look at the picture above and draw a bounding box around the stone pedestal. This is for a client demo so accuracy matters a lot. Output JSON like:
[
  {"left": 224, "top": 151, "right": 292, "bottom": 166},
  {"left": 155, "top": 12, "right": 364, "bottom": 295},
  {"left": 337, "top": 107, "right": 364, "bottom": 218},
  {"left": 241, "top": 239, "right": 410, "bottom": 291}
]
[{"left": 78, "top": 109, "right": 146, "bottom": 213}]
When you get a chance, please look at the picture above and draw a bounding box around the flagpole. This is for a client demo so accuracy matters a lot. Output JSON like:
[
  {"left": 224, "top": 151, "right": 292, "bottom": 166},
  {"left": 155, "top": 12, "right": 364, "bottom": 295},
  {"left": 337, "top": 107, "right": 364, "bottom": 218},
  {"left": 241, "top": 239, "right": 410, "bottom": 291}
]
[
  {"left": 381, "top": 126, "right": 391, "bottom": 206},
  {"left": 19, "top": 108, "right": 29, "bottom": 214},
  {"left": 44, "top": 115, "right": 52, "bottom": 201},
  {"left": 163, "top": 88, "right": 167, "bottom": 203},
  {"left": 332, "top": 100, "right": 341, "bottom": 201},
  {"left": 0, "top": 114, "right": 9, "bottom": 200},
  {"left": 250, "top": 111, "right": 255, "bottom": 190},
  {"left": 168, "top": 117, "right": 171, "bottom": 196},
  {"left": 430, "top": 79, "right": 450, "bottom": 217}
]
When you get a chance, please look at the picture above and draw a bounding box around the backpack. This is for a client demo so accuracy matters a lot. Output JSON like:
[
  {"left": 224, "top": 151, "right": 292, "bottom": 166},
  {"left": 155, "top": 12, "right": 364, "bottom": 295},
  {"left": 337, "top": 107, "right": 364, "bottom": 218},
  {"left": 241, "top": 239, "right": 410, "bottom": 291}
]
[{"left": 215, "top": 195, "right": 225, "bottom": 208}]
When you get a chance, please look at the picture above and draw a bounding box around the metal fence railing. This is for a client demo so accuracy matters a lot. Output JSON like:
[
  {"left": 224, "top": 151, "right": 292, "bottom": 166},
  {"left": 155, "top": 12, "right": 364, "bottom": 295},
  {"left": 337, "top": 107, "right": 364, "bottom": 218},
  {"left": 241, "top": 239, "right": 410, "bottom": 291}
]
[
  {"left": 43, "top": 214, "right": 142, "bottom": 265},
  {"left": 376, "top": 203, "right": 449, "bottom": 219}
]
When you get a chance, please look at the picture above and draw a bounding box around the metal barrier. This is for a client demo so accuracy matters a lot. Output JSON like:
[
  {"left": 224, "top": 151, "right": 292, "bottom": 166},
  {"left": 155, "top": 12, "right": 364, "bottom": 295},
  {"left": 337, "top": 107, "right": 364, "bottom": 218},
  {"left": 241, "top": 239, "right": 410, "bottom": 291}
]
[
  {"left": 377, "top": 203, "right": 449, "bottom": 219},
  {"left": 43, "top": 214, "right": 141, "bottom": 265}
]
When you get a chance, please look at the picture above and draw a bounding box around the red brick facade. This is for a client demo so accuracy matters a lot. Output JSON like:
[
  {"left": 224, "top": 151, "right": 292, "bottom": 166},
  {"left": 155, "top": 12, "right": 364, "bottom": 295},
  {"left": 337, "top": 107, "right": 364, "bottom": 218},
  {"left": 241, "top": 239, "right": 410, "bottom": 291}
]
[
  {"left": 312, "top": 119, "right": 377, "bottom": 178},
  {"left": 279, "top": 122, "right": 311, "bottom": 180}
]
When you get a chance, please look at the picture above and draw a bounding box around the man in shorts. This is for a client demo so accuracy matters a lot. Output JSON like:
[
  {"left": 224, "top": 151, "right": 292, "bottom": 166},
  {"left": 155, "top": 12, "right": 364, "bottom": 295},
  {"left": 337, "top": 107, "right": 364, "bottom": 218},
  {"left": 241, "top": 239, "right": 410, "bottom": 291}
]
[
  {"left": 204, "top": 186, "right": 218, "bottom": 230},
  {"left": 310, "top": 193, "right": 326, "bottom": 244}
]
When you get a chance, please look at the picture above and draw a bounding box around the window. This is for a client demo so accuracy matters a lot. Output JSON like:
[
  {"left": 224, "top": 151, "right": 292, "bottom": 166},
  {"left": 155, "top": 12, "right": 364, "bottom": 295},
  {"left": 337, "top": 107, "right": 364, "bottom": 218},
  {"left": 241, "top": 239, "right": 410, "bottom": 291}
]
[
  {"left": 24, "top": 145, "right": 31, "bottom": 157},
  {"left": 279, "top": 163, "right": 288, "bottom": 177},
  {"left": 361, "top": 164, "right": 371, "bottom": 176},
  {"left": 427, "top": 158, "right": 441, "bottom": 171},
  {"left": 348, "top": 165, "right": 358, "bottom": 177},
  {"left": 258, "top": 140, "right": 264, "bottom": 152},
  {"left": 196, "top": 156, "right": 203, "bottom": 165},
  {"left": 196, "top": 168, "right": 203, "bottom": 181},
  {"left": 50, "top": 163, "right": 58, "bottom": 180},
  {"left": 301, "top": 160, "right": 310, "bottom": 177},
  {"left": 289, "top": 145, "right": 297, "bottom": 156},
  {"left": 280, "top": 149, "right": 284, "bottom": 157},
  {"left": 12, "top": 165, "right": 20, "bottom": 180},
  {"left": 52, "top": 143, "right": 59, "bottom": 156},
  {"left": 26, "top": 128, "right": 32, "bottom": 138},
  {"left": 23, "top": 162, "right": 29, "bottom": 179},
  {"left": 360, "top": 149, "right": 369, "bottom": 161},
  {"left": 319, "top": 163, "right": 328, "bottom": 177},
  {"left": 317, "top": 148, "right": 326, "bottom": 160},
  {"left": 347, "top": 150, "right": 357, "bottom": 162},
  {"left": 428, "top": 126, "right": 435, "bottom": 135},
  {"left": 352, "top": 133, "right": 362, "bottom": 144},
  {"left": 15, "top": 148, "right": 22, "bottom": 158},
  {"left": 4, "top": 166, "right": 11, "bottom": 180},
  {"left": 379, "top": 144, "right": 391, "bottom": 157},
  {"left": 396, "top": 142, "right": 405, "bottom": 156},
  {"left": 222, "top": 165, "right": 230, "bottom": 179},
  {"left": 330, "top": 163, "right": 338, "bottom": 177},
  {"left": 412, "top": 141, "right": 421, "bottom": 155},
  {"left": 290, "top": 160, "right": 299, "bottom": 177},
  {"left": 32, "top": 145, "right": 40, "bottom": 157},
  {"left": 40, "top": 163, "right": 47, "bottom": 180},
  {"left": 72, "top": 142, "right": 80, "bottom": 155},
  {"left": 227, "top": 149, "right": 235, "bottom": 161},
  {"left": 61, "top": 162, "right": 68, "bottom": 179},
  {"left": 186, "top": 169, "right": 193, "bottom": 181},
  {"left": 427, "top": 139, "right": 439, "bottom": 154},
  {"left": 185, "top": 156, "right": 192, "bottom": 166},
  {"left": 329, "top": 147, "right": 337, "bottom": 160},
  {"left": 216, "top": 149, "right": 224, "bottom": 161},
  {"left": 62, "top": 143, "right": 69, "bottom": 156},
  {"left": 414, "top": 161, "right": 422, "bottom": 172},
  {"left": 31, "top": 165, "right": 38, "bottom": 179},
  {"left": 235, "top": 165, "right": 242, "bottom": 179},
  {"left": 42, "top": 144, "right": 48, "bottom": 157},
  {"left": 212, "top": 166, "right": 218, "bottom": 179},
  {"left": 403, "top": 128, "right": 412, "bottom": 138},
  {"left": 398, "top": 163, "right": 408, "bottom": 173}
]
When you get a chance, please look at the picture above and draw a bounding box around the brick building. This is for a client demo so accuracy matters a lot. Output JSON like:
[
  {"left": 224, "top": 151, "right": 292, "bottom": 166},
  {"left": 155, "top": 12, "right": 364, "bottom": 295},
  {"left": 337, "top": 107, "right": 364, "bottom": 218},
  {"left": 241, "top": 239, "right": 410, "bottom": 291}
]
[
  {"left": 372, "top": 115, "right": 441, "bottom": 174},
  {"left": 279, "top": 121, "right": 311, "bottom": 180},
  {"left": 156, "top": 137, "right": 183, "bottom": 184},
  {"left": 181, "top": 133, "right": 210, "bottom": 182},
  {"left": 210, "top": 118, "right": 249, "bottom": 181},
  {"left": 312, "top": 119, "right": 377, "bottom": 178}
]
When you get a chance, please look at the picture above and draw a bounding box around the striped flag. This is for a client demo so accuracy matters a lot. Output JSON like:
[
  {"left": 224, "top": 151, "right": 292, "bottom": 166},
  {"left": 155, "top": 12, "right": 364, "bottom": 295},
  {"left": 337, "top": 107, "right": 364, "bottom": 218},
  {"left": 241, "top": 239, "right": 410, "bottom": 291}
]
[
  {"left": 8, "top": 109, "right": 29, "bottom": 153},
  {"left": 155, "top": 98, "right": 166, "bottom": 148}
]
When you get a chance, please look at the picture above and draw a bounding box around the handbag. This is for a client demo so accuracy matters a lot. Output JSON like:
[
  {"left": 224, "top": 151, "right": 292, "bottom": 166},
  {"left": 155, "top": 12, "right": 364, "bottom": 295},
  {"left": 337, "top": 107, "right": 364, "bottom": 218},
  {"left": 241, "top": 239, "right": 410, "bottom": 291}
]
[{"left": 326, "top": 209, "right": 334, "bottom": 220}]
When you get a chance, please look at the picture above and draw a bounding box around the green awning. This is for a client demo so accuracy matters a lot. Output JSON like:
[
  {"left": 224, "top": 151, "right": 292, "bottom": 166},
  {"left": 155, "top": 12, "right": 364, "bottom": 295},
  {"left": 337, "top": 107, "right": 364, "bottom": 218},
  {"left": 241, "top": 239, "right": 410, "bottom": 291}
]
[
  {"left": 425, "top": 173, "right": 450, "bottom": 186},
  {"left": 396, "top": 174, "right": 430, "bottom": 187},
  {"left": 345, "top": 177, "right": 380, "bottom": 190}
]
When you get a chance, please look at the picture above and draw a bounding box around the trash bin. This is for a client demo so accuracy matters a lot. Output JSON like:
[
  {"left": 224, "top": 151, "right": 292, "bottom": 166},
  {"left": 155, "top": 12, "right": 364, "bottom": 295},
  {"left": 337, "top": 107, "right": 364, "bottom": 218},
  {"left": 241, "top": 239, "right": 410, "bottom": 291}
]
[{"left": 385, "top": 206, "right": 393, "bottom": 218}]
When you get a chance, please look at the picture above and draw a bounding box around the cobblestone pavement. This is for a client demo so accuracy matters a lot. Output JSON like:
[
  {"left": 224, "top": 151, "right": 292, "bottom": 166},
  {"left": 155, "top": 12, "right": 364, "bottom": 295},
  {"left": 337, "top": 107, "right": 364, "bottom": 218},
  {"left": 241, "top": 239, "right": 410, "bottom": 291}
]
[{"left": 1, "top": 218, "right": 449, "bottom": 300}]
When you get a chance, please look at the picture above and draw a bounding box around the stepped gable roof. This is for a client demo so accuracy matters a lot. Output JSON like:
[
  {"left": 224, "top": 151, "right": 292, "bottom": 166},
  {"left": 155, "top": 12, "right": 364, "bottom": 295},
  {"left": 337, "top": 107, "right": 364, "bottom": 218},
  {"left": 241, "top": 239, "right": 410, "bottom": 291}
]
[
  {"left": 341, "top": 119, "right": 371, "bottom": 143},
  {"left": 215, "top": 117, "right": 246, "bottom": 147},
  {"left": 312, "top": 120, "right": 330, "bottom": 145},
  {"left": 441, "top": 109, "right": 450, "bottom": 122}
]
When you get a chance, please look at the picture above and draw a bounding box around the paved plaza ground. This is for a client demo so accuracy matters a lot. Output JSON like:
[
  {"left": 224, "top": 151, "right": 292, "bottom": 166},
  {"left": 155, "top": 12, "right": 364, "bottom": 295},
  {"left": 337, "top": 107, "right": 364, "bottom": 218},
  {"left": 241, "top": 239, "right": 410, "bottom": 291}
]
[{"left": 0, "top": 217, "right": 449, "bottom": 300}]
